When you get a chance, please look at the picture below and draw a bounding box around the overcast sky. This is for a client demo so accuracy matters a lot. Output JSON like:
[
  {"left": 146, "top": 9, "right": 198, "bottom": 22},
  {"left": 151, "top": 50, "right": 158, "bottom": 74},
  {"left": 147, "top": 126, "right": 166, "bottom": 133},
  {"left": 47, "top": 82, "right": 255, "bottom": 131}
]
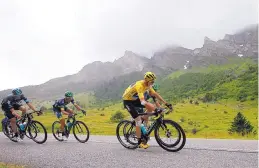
[{"left": 0, "top": 0, "right": 258, "bottom": 91}]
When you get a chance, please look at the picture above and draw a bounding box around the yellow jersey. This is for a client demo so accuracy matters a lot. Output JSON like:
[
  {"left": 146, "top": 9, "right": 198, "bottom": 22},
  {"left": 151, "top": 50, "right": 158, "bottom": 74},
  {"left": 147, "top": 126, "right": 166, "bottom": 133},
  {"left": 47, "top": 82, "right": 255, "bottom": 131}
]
[{"left": 122, "top": 80, "right": 156, "bottom": 101}]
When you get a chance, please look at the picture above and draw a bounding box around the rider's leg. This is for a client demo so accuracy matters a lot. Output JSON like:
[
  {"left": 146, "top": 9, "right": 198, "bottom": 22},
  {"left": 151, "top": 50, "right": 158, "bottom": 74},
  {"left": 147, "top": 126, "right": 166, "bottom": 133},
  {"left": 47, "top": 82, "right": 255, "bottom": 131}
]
[
  {"left": 2, "top": 105, "right": 18, "bottom": 138},
  {"left": 59, "top": 118, "right": 66, "bottom": 132},
  {"left": 124, "top": 100, "right": 150, "bottom": 149},
  {"left": 134, "top": 116, "right": 142, "bottom": 141},
  {"left": 142, "top": 102, "right": 156, "bottom": 128},
  {"left": 56, "top": 111, "right": 65, "bottom": 132},
  {"left": 10, "top": 117, "right": 18, "bottom": 136},
  {"left": 58, "top": 113, "right": 68, "bottom": 139},
  {"left": 7, "top": 111, "right": 19, "bottom": 139},
  {"left": 59, "top": 116, "right": 67, "bottom": 139}
]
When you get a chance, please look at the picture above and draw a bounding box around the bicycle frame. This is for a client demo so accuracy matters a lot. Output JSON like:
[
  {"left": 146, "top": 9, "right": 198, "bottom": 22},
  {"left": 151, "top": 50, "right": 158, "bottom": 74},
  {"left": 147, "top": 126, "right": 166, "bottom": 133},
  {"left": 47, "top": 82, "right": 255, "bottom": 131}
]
[
  {"left": 139, "top": 113, "right": 164, "bottom": 137},
  {"left": 64, "top": 114, "right": 78, "bottom": 134},
  {"left": 17, "top": 113, "right": 34, "bottom": 133},
  {"left": 127, "top": 107, "right": 171, "bottom": 138}
]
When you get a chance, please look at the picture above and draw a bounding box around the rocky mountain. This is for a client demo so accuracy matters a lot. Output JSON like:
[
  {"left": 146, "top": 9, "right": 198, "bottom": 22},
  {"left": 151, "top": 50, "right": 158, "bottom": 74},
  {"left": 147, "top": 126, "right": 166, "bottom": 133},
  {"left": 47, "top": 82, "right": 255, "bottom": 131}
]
[
  {"left": 194, "top": 25, "right": 258, "bottom": 58},
  {"left": 0, "top": 51, "right": 159, "bottom": 100},
  {"left": 0, "top": 24, "right": 257, "bottom": 101},
  {"left": 155, "top": 24, "right": 258, "bottom": 70},
  {"left": 113, "top": 50, "right": 150, "bottom": 74},
  {"left": 151, "top": 47, "right": 193, "bottom": 69}
]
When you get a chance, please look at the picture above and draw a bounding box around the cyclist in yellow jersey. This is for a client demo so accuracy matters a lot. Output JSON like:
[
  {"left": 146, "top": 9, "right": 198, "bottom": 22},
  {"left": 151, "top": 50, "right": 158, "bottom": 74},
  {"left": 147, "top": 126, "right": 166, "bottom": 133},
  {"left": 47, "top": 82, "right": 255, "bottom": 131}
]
[{"left": 122, "top": 72, "right": 172, "bottom": 149}]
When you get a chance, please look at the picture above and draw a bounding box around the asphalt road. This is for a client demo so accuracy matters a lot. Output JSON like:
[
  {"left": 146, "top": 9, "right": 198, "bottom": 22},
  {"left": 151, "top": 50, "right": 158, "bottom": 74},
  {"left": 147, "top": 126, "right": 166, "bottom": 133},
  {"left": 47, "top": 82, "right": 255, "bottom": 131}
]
[{"left": 0, "top": 133, "right": 258, "bottom": 168}]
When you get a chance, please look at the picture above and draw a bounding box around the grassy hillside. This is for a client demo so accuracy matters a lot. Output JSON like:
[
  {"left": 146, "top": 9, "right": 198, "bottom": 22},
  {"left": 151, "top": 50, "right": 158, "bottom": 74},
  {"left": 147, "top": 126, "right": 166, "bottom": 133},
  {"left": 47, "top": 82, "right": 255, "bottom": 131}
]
[{"left": 159, "top": 58, "right": 258, "bottom": 103}]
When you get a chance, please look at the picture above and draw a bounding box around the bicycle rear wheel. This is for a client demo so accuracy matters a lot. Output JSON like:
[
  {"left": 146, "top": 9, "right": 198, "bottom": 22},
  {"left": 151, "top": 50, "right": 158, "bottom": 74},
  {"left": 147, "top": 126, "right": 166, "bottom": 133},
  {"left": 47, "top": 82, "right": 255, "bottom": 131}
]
[
  {"left": 73, "top": 121, "right": 90, "bottom": 143},
  {"left": 116, "top": 120, "right": 138, "bottom": 149},
  {"left": 52, "top": 121, "right": 64, "bottom": 141}
]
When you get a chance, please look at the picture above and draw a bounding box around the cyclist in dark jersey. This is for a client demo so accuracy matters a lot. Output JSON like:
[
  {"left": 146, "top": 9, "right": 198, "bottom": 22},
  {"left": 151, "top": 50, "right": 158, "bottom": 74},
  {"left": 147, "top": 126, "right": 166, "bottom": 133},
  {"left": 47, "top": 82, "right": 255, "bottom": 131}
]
[
  {"left": 52, "top": 91, "right": 86, "bottom": 140},
  {"left": 1, "top": 88, "right": 38, "bottom": 140}
]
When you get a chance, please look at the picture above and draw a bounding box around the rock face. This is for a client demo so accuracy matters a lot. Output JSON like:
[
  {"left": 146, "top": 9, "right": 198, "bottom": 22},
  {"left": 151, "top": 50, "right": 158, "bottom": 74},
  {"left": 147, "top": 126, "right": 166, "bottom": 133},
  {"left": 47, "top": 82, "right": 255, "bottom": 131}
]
[
  {"left": 113, "top": 50, "right": 150, "bottom": 74},
  {"left": 151, "top": 47, "right": 193, "bottom": 69},
  {"left": 0, "top": 24, "right": 257, "bottom": 100},
  {"left": 194, "top": 24, "right": 258, "bottom": 58}
]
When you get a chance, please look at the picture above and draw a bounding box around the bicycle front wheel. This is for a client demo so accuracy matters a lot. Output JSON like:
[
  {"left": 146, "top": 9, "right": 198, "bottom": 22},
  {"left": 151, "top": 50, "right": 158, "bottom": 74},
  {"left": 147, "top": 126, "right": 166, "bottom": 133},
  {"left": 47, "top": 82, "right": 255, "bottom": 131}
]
[
  {"left": 28, "top": 120, "right": 48, "bottom": 144},
  {"left": 73, "top": 121, "right": 90, "bottom": 143},
  {"left": 154, "top": 120, "right": 186, "bottom": 152}
]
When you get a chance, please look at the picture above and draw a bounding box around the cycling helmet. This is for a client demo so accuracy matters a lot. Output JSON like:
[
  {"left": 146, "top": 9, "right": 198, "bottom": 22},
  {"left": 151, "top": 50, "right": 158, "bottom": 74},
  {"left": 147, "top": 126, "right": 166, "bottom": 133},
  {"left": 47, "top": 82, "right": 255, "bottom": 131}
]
[
  {"left": 144, "top": 72, "right": 156, "bottom": 81},
  {"left": 12, "top": 88, "right": 22, "bottom": 95},
  {"left": 65, "top": 91, "right": 73, "bottom": 98}
]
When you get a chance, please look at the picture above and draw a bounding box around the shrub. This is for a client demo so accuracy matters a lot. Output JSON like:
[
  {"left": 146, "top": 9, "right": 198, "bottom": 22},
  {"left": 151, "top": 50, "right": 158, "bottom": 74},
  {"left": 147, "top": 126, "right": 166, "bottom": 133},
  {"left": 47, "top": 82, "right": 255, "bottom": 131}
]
[{"left": 110, "top": 111, "right": 125, "bottom": 122}]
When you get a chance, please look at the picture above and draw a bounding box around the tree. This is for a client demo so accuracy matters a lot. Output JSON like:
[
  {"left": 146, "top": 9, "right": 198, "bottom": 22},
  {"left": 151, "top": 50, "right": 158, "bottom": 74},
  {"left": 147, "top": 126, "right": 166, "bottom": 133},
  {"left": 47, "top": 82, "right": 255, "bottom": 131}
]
[
  {"left": 228, "top": 112, "right": 254, "bottom": 136},
  {"left": 110, "top": 111, "right": 125, "bottom": 123}
]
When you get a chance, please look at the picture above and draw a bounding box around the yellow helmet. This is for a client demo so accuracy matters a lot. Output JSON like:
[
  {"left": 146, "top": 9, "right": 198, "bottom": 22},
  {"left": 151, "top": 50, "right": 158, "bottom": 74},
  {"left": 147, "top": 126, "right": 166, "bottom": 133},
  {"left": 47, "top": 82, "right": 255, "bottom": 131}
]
[{"left": 144, "top": 72, "right": 156, "bottom": 81}]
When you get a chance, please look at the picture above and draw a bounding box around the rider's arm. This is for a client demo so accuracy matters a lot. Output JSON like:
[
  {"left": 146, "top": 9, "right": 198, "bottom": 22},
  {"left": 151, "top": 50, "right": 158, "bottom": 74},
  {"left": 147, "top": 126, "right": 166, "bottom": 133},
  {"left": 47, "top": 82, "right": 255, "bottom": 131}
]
[
  {"left": 27, "top": 102, "right": 37, "bottom": 111},
  {"left": 152, "top": 96, "right": 161, "bottom": 107},
  {"left": 71, "top": 99, "right": 82, "bottom": 111},
  {"left": 22, "top": 95, "right": 37, "bottom": 111},
  {"left": 149, "top": 90, "right": 168, "bottom": 105},
  {"left": 73, "top": 103, "right": 82, "bottom": 111}
]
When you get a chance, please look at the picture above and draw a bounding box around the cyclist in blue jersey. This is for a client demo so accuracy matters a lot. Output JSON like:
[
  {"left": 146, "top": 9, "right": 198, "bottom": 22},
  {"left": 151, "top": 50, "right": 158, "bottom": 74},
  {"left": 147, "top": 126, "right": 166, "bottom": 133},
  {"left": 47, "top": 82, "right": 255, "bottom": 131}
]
[{"left": 52, "top": 91, "right": 86, "bottom": 140}]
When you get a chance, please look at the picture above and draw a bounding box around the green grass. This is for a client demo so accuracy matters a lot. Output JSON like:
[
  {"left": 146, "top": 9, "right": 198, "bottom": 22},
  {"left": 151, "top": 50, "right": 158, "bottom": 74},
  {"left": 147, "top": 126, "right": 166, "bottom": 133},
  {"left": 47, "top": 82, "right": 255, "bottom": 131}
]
[
  {"left": 0, "top": 162, "right": 26, "bottom": 168},
  {"left": 1, "top": 100, "right": 257, "bottom": 140}
]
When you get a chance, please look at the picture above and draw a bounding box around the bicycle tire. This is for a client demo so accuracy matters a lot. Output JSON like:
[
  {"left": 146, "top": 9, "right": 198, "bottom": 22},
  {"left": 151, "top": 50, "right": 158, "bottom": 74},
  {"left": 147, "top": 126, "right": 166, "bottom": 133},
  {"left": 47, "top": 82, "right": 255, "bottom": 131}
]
[
  {"left": 52, "top": 121, "right": 64, "bottom": 141},
  {"left": 154, "top": 120, "right": 186, "bottom": 152},
  {"left": 73, "top": 121, "right": 90, "bottom": 143},
  {"left": 29, "top": 120, "right": 48, "bottom": 144},
  {"left": 116, "top": 120, "right": 138, "bottom": 149}
]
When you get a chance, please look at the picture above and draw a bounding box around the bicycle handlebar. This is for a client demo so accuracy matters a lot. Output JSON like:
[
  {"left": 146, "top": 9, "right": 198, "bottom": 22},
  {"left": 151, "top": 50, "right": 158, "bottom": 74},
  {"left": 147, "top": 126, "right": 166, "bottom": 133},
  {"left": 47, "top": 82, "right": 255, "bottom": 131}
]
[
  {"left": 67, "top": 110, "right": 86, "bottom": 119},
  {"left": 138, "top": 107, "right": 173, "bottom": 117}
]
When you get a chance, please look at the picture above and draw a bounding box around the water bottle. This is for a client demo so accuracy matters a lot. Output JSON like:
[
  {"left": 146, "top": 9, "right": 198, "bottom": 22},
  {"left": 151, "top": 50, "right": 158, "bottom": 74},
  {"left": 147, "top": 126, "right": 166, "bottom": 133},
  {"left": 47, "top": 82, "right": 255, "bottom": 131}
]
[
  {"left": 19, "top": 122, "right": 25, "bottom": 131},
  {"left": 140, "top": 124, "right": 147, "bottom": 135}
]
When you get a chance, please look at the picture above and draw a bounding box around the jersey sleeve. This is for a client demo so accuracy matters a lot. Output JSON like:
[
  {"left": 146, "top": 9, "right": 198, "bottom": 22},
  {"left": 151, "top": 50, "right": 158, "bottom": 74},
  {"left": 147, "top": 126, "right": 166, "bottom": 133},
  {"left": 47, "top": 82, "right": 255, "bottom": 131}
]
[{"left": 21, "top": 94, "right": 30, "bottom": 103}]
